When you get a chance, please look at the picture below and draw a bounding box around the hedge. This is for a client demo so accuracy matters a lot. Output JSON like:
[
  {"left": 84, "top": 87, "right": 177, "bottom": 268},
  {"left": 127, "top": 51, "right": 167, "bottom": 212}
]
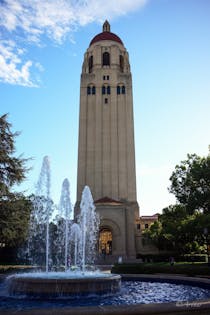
[{"left": 111, "top": 262, "right": 210, "bottom": 277}]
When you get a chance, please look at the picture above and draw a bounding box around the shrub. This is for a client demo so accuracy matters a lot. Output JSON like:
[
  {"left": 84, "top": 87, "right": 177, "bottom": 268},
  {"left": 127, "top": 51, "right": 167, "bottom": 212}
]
[{"left": 111, "top": 262, "right": 210, "bottom": 277}]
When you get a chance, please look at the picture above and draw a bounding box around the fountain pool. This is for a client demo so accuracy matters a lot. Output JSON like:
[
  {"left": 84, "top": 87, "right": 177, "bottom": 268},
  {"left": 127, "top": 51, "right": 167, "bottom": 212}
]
[{"left": 1, "top": 275, "right": 210, "bottom": 314}]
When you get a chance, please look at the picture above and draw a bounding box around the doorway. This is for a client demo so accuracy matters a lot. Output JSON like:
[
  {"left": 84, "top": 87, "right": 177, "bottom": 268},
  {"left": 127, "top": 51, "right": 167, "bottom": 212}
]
[{"left": 99, "top": 228, "right": 112, "bottom": 255}]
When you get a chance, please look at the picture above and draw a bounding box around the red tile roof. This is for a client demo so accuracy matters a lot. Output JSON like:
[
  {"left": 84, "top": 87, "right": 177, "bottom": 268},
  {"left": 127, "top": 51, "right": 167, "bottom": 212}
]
[
  {"left": 95, "top": 196, "right": 122, "bottom": 204},
  {"left": 90, "top": 32, "right": 123, "bottom": 46}
]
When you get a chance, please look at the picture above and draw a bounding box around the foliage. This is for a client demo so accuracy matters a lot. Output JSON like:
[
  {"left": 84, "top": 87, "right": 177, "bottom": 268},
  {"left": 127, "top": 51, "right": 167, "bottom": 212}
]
[
  {"left": 0, "top": 114, "right": 31, "bottom": 249},
  {"left": 136, "top": 253, "right": 207, "bottom": 263},
  {"left": 169, "top": 153, "right": 210, "bottom": 214},
  {"left": 0, "top": 114, "right": 30, "bottom": 198},
  {"left": 0, "top": 194, "right": 32, "bottom": 248},
  {"left": 144, "top": 151, "right": 210, "bottom": 255},
  {"left": 144, "top": 204, "right": 210, "bottom": 254}
]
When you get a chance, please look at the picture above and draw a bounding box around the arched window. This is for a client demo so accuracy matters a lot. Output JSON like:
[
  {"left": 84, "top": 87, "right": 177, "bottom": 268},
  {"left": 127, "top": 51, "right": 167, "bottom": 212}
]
[
  {"left": 120, "top": 55, "right": 124, "bottom": 72},
  {"left": 88, "top": 55, "right": 93, "bottom": 73},
  {"left": 101, "top": 86, "right": 111, "bottom": 95},
  {"left": 102, "top": 52, "right": 110, "bottom": 66},
  {"left": 116, "top": 85, "right": 126, "bottom": 95},
  {"left": 87, "top": 85, "right": 96, "bottom": 95}
]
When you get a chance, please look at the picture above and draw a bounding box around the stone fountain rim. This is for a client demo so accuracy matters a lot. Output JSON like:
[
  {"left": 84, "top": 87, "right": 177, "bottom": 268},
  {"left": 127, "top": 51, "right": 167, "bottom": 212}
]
[{"left": 8, "top": 273, "right": 121, "bottom": 283}]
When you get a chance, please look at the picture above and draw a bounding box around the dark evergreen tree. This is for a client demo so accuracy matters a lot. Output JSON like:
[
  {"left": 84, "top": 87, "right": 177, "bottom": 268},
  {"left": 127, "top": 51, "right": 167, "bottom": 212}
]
[{"left": 0, "top": 114, "right": 31, "bottom": 252}]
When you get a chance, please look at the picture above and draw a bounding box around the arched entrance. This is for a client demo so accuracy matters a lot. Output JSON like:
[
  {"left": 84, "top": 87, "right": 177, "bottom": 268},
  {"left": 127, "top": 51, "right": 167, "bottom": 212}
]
[{"left": 99, "top": 228, "right": 112, "bottom": 256}]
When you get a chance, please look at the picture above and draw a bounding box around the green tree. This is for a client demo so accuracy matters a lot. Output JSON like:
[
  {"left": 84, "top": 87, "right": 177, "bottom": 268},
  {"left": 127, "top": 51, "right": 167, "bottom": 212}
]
[
  {"left": 0, "top": 114, "right": 31, "bottom": 249},
  {"left": 0, "top": 195, "right": 31, "bottom": 247},
  {"left": 0, "top": 114, "right": 29, "bottom": 198},
  {"left": 144, "top": 205, "right": 189, "bottom": 253},
  {"left": 169, "top": 153, "right": 210, "bottom": 214},
  {"left": 144, "top": 204, "right": 205, "bottom": 254},
  {"left": 145, "top": 151, "right": 210, "bottom": 256}
]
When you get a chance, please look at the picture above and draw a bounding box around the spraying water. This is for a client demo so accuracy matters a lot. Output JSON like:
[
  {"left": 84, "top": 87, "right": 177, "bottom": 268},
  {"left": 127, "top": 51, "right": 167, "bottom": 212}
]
[
  {"left": 58, "top": 178, "right": 72, "bottom": 271},
  {"left": 36, "top": 156, "right": 51, "bottom": 273},
  {"left": 27, "top": 156, "right": 53, "bottom": 272},
  {"left": 26, "top": 158, "right": 99, "bottom": 272},
  {"left": 70, "top": 223, "right": 81, "bottom": 266},
  {"left": 78, "top": 186, "right": 99, "bottom": 271}
]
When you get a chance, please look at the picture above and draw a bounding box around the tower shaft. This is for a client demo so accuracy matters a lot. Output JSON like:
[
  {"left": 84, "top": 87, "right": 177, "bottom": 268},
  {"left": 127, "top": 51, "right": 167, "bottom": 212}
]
[{"left": 77, "top": 24, "right": 137, "bottom": 203}]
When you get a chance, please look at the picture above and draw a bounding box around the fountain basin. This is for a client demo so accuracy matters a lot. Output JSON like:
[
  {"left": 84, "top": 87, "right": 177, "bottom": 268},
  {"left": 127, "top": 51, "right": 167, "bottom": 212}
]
[
  {"left": 8, "top": 272, "right": 121, "bottom": 297},
  {"left": 1, "top": 274, "right": 210, "bottom": 314}
]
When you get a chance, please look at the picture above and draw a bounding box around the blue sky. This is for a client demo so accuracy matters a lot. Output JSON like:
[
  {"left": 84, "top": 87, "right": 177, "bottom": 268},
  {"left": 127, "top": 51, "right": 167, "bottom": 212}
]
[{"left": 1, "top": 0, "right": 210, "bottom": 215}]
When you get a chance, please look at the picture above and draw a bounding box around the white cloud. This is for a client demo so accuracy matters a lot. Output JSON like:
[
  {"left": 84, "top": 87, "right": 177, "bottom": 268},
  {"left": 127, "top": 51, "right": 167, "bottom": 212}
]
[
  {"left": 0, "top": 0, "right": 148, "bottom": 86},
  {"left": 74, "top": 0, "right": 148, "bottom": 25},
  {"left": 0, "top": 40, "right": 37, "bottom": 87}
]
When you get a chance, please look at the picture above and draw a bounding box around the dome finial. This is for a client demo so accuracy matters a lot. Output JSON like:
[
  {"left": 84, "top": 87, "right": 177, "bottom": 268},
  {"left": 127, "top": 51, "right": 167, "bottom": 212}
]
[{"left": 103, "top": 20, "right": 110, "bottom": 32}]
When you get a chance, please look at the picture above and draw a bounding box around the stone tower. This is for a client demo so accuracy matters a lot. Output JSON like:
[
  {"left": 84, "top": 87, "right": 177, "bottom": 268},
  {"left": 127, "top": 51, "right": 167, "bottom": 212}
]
[{"left": 76, "top": 21, "right": 139, "bottom": 260}]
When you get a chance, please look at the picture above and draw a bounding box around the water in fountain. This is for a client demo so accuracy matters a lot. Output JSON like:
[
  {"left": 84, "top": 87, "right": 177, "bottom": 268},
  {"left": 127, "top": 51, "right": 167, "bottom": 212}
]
[
  {"left": 70, "top": 223, "right": 81, "bottom": 267},
  {"left": 7, "top": 158, "right": 121, "bottom": 298},
  {"left": 26, "top": 156, "right": 53, "bottom": 272},
  {"left": 26, "top": 159, "right": 99, "bottom": 273},
  {"left": 54, "top": 178, "right": 72, "bottom": 271},
  {"left": 77, "top": 185, "right": 100, "bottom": 271}
]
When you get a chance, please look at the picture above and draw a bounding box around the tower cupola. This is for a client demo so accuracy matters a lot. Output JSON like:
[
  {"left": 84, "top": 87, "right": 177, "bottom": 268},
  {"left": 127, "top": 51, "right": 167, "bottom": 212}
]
[{"left": 103, "top": 20, "right": 110, "bottom": 32}]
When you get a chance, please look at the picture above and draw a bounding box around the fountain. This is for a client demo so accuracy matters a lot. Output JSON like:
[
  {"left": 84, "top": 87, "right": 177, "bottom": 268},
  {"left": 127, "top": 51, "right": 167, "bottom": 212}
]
[
  {"left": 8, "top": 157, "right": 121, "bottom": 297},
  {"left": 2, "top": 157, "right": 210, "bottom": 314}
]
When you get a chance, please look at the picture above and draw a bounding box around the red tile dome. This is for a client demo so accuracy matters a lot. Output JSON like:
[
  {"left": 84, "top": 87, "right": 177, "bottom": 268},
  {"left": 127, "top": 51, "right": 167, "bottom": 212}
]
[
  {"left": 89, "top": 20, "right": 123, "bottom": 46},
  {"left": 90, "top": 31, "right": 123, "bottom": 46}
]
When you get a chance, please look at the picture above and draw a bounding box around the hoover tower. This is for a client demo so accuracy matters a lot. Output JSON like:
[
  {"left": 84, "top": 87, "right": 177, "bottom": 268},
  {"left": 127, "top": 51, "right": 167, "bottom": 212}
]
[{"left": 76, "top": 21, "right": 139, "bottom": 260}]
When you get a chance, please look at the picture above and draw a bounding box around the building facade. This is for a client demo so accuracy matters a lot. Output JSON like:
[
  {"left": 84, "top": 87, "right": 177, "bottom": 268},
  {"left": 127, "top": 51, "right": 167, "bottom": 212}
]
[{"left": 76, "top": 21, "right": 156, "bottom": 261}]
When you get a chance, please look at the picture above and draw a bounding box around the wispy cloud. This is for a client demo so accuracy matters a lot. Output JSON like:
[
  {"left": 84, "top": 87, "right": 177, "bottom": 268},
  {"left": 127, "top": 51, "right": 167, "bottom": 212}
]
[
  {"left": 0, "top": 0, "right": 148, "bottom": 87},
  {"left": 0, "top": 40, "right": 38, "bottom": 87}
]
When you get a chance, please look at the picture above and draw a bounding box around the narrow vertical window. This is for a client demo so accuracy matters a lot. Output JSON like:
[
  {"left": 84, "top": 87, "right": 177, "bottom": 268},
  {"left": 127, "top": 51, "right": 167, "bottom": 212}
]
[
  {"left": 120, "top": 55, "right": 124, "bottom": 72},
  {"left": 117, "top": 86, "right": 121, "bottom": 95},
  {"left": 87, "top": 86, "right": 91, "bottom": 95},
  {"left": 89, "top": 55, "right": 93, "bottom": 73},
  {"left": 102, "top": 86, "right": 106, "bottom": 95},
  {"left": 92, "top": 86, "right": 96, "bottom": 95},
  {"left": 107, "top": 86, "right": 111, "bottom": 95},
  {"left": 105, "top": 98, "right": 108, "bottom": 104},
  {"left": 122, "top": 86, "right": 126, "bottom": 94},
  {"left": 103, "top": 52, "right": 110, "bottom": 66}
]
